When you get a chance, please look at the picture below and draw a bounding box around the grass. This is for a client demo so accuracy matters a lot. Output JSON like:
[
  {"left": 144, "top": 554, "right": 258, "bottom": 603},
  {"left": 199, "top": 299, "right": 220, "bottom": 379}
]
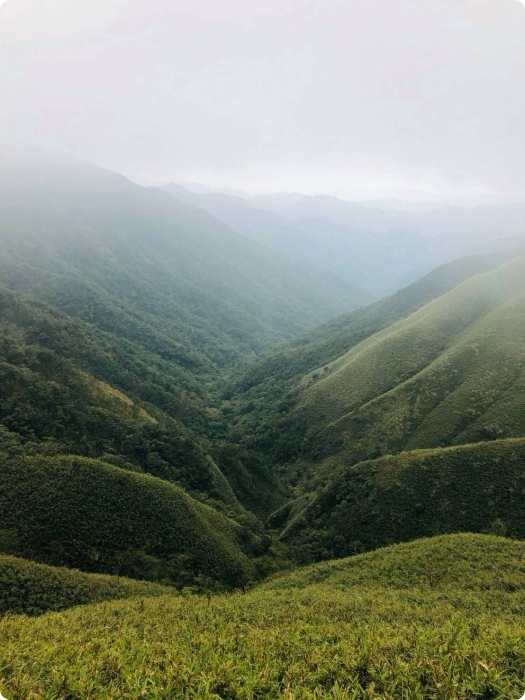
[
  {"left": 2, "top": 534, "right": 525, "bottom": 698},
  {"left": 0, "top": 453, "right": 255, "bottom": 587},
  {"left": 295, "top": 256, "right": 525, "bottom": 463},
  {"left": 0, "top": 554, "right": 172, "bottom": 616}
]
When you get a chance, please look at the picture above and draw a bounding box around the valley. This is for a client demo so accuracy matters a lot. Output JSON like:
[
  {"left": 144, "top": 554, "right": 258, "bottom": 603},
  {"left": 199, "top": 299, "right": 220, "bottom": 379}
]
[{"left": 1, "top": 155, "right": 525, "bottom": 698}]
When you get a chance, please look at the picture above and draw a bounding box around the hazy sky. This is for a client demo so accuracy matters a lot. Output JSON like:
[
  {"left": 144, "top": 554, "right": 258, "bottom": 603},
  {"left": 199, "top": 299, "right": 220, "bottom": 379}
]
[{"left": 1, "top": 0, "right": 525, "bottom": 202}]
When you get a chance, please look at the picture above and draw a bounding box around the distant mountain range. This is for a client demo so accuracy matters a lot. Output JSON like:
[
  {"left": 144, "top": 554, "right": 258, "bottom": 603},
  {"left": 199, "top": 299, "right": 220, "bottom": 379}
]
[{"left": 162, "top": 182, "right": 525, "bottom": 297}]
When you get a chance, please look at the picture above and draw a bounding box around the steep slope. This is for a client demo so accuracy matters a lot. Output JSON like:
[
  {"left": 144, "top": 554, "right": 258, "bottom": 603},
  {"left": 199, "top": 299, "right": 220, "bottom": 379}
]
[
  {"left": 294, "top": 255, "right": 525, "bottom": 464},
  {"left": 225, "top": 252, "right": 513, "bottom": 463},
  {"left": 224, "top": 255, "right": 525, "bottom": 562},
  {"left": 0, "top": 453, "right": 256, "bottom": 587},
  {"left": 280, "top": 439, "right": 525, "bottom": 562},
  {"left": 0, "top": 154, "right": 367, "bottom": 509}
]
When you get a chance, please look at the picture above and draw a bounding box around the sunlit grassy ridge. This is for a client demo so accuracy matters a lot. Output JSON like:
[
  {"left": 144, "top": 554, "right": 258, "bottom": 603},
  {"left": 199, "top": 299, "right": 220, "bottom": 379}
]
[
  {"left": 297, "top": 255, "right": 525, "bottom": 463},
  {"left": 266, "top": 533, "right": 525, "bottom": 591},
  {"left": 0, "top": 555, "right": 172, "bottom": 616},
  {"left": 281, "top": 439, "right": 525, "bottom": 562},
  {"left": 2, "top": 534, "right": 525, "bottom": 699}
]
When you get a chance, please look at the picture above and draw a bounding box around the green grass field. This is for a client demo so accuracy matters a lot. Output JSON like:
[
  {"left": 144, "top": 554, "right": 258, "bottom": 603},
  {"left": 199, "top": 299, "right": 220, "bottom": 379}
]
[{"left": 2, "top": 534, "right": 525, "bottom": 699}]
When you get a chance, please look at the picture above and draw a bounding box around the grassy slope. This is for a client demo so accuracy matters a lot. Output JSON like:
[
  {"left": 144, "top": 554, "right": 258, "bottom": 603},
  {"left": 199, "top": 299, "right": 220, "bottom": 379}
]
[
  {"left": 281, "top": 439, "right": 525, "bottom": 562},
  {"left": 2, "top": 534, "right": 525, "bottom": 698},
  {"left": 290, "top": 255, "right": 525, "bottom": 464},
  {"left": 266, "top": 532, "right": 525, "bottom": 591},
  {"left": 0, "top": 453, "right": 256, "bottom": 587},
  {"left": 0, "top": 555, "right": 172, "bottom": 616},
  {"left": 224, "top": 252, "right": 513, "bottom": 462}
]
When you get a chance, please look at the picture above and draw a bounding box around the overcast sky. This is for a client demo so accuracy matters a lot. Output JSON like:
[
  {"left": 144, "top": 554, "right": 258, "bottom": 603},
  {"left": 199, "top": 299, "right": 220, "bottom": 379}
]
[{"left": 1, "top": 0, "right": 525, "bottom": 202}]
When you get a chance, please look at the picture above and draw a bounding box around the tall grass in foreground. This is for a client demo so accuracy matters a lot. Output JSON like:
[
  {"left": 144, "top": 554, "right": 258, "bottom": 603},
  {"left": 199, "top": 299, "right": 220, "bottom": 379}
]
[{"left": 2, "top": 534, "right": 525, "bottom": 698}]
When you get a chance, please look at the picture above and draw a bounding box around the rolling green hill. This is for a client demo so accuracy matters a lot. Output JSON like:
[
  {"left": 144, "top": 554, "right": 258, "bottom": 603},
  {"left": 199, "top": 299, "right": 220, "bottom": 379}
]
[
  {"left": 0, "top": 555, "right": 172, "bottom": 616},
  {"left": 280, "top": 439, "right": 525, "bottom": 563},
  {"left": 0, "top": 282, "right": 257, "bottom": 509},
  {"left": 2, "top": 534, "right": 525, "bottom": 699},
  {"left": 0, "top": 453, "right": 256, "bottom": 587},
  {"left": 265, "top": 532, "right": 525, "bottom": 591}
]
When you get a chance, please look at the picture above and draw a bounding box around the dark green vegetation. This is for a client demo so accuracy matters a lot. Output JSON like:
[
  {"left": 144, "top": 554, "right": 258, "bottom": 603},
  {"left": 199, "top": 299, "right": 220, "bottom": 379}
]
[
  {"left": 0, "top": 555, "right": 171, "bottom": 616},
  {"left": 0, "top": 453, "right": 257, "bottom": 587},
  {"left": 282, "top": 439, "right": 525, "bottom": 563},
  {"left": 3, "top": 534, "right": 525, "bottom": 698}
]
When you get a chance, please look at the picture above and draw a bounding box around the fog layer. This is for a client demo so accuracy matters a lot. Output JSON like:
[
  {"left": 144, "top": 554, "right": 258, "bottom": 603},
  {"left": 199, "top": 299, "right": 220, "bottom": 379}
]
[{"left": 1, "top": 0, "right": 524, "bottom": 200}]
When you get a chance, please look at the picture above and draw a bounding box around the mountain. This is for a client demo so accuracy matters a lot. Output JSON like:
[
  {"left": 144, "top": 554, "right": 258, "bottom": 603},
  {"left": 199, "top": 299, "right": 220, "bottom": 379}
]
[
  {"left": 0, "top": 154, "right": 372, "bottom": 584},
  {"left": 0, "top": 155, "right": 366, "bottom": 370},
  {"left": 293, "top": 254, "right": 525, "bottom": 463},
  {"left": 281, "top": 439, "right": 525, "bottom": 563},
  {"left": 2, "top": 155, "right": 525, "bottom": 595},
  {"left": 224, "top": 254, "right": 525, "bottom": 561},
  {"left": 0, "top": 452, "right": 256, "bottom": 586},
  {"left": 162, "top": 183, "right": 525, "bottom": 297},
  {"left": 225, "top": 251, "right": 514, "bottom": 461}
]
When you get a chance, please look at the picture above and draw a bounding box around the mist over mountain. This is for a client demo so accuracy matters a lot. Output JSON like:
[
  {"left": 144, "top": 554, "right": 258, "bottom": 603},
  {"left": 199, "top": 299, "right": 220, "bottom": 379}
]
[
  {"left": 3, "top": 1, "right": 525, "bottom": 696},
  {"left": 2, "top": 0, "right": 525, "bottom": 201},
  {"left": 162, "top": 182, "right": 525, "bottom": 296}
]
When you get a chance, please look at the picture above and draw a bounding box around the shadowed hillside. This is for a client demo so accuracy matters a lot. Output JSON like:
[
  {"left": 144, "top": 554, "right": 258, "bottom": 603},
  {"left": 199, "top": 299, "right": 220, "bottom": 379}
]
[
  {"left": 0, "top": 453, "right": 256, "bottom": 587},
  {"left": 280, "top": 439, "right": 525, "bottom": 562}
]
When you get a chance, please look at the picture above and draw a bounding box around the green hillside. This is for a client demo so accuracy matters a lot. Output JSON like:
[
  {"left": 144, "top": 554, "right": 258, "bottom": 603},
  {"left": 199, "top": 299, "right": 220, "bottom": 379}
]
[
  {"left": 266, "top": 532, "right": 525, "bottom": 591},
  {"left": 280, "top": 439, "right": 525, "bottom": 563},
  {"left": 2, "top": 534, "right": 525, "bottom": 699},
  {"left": 294, "top": 255, "right": 525, "bottom": 464},
  {"left": 0, "top": 555, "right": 171, "bottom": 616},
  {"left": 0, "top": 453, "right": 256, "bottom": 587},
  {"left": 0, "top": 456, "right": 261, "bottom": 586},
  {"left": 0, "top": 282, "right": 262, "bottom": 513},
  {"left": 0, "top": 155, "right": 366, "bottom": 370},
  {"left": 224, "top": 252, "right": 514, "bottom": 462}
]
